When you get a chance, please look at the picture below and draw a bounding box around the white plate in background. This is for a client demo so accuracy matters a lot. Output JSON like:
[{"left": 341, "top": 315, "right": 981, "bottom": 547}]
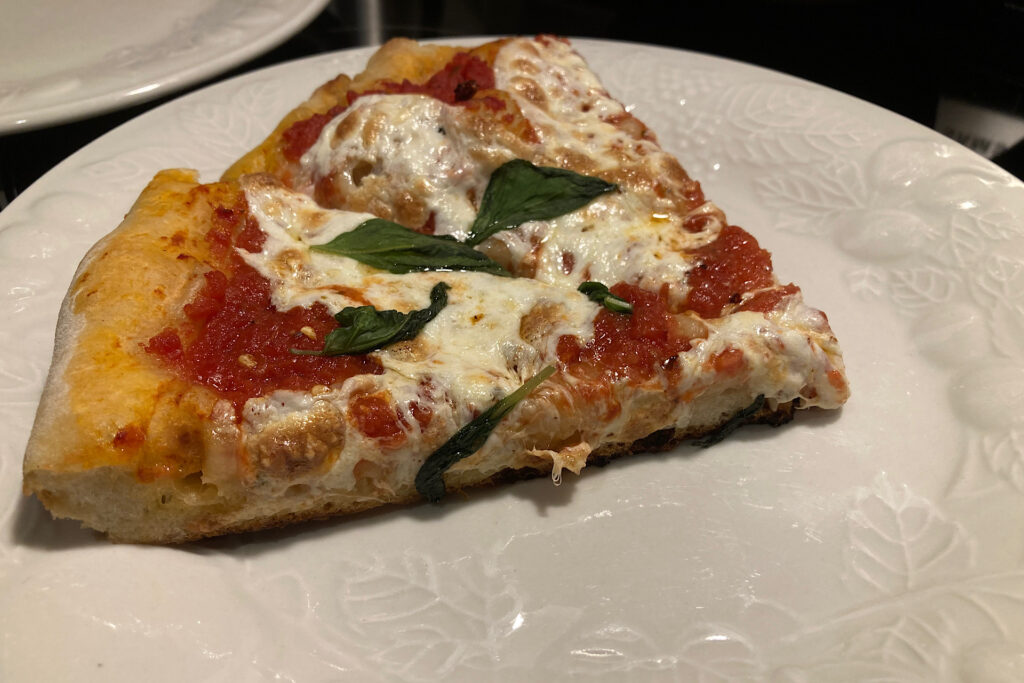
[{"left": 0, "top": 0, "right": 328, "bottom": 132}]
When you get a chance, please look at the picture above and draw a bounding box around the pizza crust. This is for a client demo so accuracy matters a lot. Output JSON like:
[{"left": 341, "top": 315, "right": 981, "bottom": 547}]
[
  {"left": 27, "top": 393, "right": 797, "bottom": 545},
  {"left": 23, "top": 38, "right": 849, "bottom": 544},
  {"left": 26, "top": 170, "right": 214, "bottom": 471},
  {"left": 22, "top": 171, "right": 802, "bottom": 543}
]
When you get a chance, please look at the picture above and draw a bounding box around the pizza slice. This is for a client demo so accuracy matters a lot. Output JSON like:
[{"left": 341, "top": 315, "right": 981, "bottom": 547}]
[{"left": 22, "top": 37, "right": 848, "bottom": 543}]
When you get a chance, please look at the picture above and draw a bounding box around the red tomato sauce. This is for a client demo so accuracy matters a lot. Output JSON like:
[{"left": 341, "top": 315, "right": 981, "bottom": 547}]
[
  {"left": 557, "top": 283, "right": 690, "bottom": 384},
  {"left": 708, "top": 346, "right": 745, "bottom": 377},
  {"left": 146, "top": 199, "right": 380, "bottom": 415},
  {"left": 281, "top": 104, "right": 346, "bottom": 164},
  {"left": 737, "top": 283, "right": 801, "bottom": 314},
  {"left": 349, "top": 393, "right": 406, "bottom": 448},
  {"left": 349, "top": 392, "right": 434, "bottom": 448},
  {"left": 683, "top": 225, "right": 775, "bottom": 318},
  {"left": 281, "top": 53, "right": 500, "bottom": 163}
]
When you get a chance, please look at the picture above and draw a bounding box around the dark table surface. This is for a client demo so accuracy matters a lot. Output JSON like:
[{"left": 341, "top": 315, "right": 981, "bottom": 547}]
[{"left": 2, "top": 0, "right": 1021, "bottom": 210}]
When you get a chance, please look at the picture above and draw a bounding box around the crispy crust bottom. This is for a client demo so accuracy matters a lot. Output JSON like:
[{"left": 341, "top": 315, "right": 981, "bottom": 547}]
[{"left": 29, "top": 399, "right": 797, "bottom": 544}]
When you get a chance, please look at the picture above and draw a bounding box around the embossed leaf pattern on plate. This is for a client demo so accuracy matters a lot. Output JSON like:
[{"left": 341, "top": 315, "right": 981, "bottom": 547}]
[
  {"left": 549, "top": 622, "right": 764, "bottom": 682},
  {"left": 845, "top": 475, "right": 972, "bottom": 596},
  {"left": 330, "top": 552, "right": 521, "bottom": 678},
  {"left": 2, "top": 40, "right": 1024, "bottom": 681}
]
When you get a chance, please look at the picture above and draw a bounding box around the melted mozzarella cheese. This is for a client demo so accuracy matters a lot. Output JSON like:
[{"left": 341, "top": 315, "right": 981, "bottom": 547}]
[
  {"left": 490, "top": 193, "right": 702, "bottom": 296},
  {"left": 494, "top": 38, "right": 651, "bottom": 171},
  {"left": 297, "top": 51, "right": 714, "bottom": 295},
  {"left": 301, "top": 93, "right": 512, "bottom": 239},
  {"left": 233, "top": 37, "right": 847, "bottom": 494},
  {"left": 488, "top": 39, "right": 724, "bottom": 295},
  {"left": 493, "top": 37, "right": 714, "bottom": 216},
  {"left": 242, "top": 178, "right": 597, "bottom": 411}
]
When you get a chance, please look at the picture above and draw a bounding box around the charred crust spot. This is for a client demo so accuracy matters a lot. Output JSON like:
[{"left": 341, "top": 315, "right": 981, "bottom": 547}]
[
  {"left": 632, "top": 428, "right": 677, "bottom": 452},
  {"left": 454, "top": 79, "right": 478, "bottom": 101},
  {"left": 560, "top": 250, "right": 576, "bottom": 275},
  {"left": 112, "top": 424, "right": 146, "bottom": 450},
  {"left": 213, "top": 206, "right": 235, "bottom": 223}
]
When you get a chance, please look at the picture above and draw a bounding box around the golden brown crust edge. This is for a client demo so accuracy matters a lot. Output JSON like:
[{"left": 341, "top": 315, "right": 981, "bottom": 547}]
[
  {"left": 24, "top": 169, "right": 211, "bottom": 472},
  {"left": 22, "top": 170, "right": 238, "bottom": 517}
]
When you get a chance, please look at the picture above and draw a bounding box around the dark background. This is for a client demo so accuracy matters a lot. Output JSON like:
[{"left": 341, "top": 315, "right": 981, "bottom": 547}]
[{"left": 1, "top": 0, "right": 1022, "bottom": 209}]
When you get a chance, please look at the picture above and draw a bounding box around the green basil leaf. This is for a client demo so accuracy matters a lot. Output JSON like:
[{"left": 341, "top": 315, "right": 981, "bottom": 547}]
[
  {"left": 466, "top": 160, "right": 617, "bottom": 245},
  {"left": 311, "top": 218, "right": 510, "bottom": 276},
  {"left": 415, "top": 366, "right": 556, "bottom": 502},
  {"left": 692, "top": 394, "right": 765, "bottom": 448},
  {"left": 578, "top": 281, "right": 633, "bottom": 314},
  {"left": 293, "top": 282, "right": 450, "bottom": 356}
]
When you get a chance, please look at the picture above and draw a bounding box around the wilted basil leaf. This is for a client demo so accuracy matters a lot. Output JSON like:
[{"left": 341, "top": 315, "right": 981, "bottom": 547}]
[
  {"left": 311, "top": 218, "right": 509, "bottom": 276},
  {"left": 415, "top": 366, "right": 556, "bottom": 502},
  {"left": 466, "top": 160, "right": 617, "bottom": 245},
  {"left": 293, "top": 282, "right": 450, "bottom": 356},
  {"left": 693, "top": 395, "right": 765, "bottom": 448},
  {"left": 578, "top": 281, "right": 633, "bottom": 314}
]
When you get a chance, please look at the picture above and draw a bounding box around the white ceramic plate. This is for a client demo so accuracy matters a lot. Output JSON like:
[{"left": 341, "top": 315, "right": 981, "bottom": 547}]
[
  {"left": 0, "top": 0, "right": 328, "bottom": 132},
  {"left": 2, "top": 39, "right": 1024, "bottom": 681}
]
